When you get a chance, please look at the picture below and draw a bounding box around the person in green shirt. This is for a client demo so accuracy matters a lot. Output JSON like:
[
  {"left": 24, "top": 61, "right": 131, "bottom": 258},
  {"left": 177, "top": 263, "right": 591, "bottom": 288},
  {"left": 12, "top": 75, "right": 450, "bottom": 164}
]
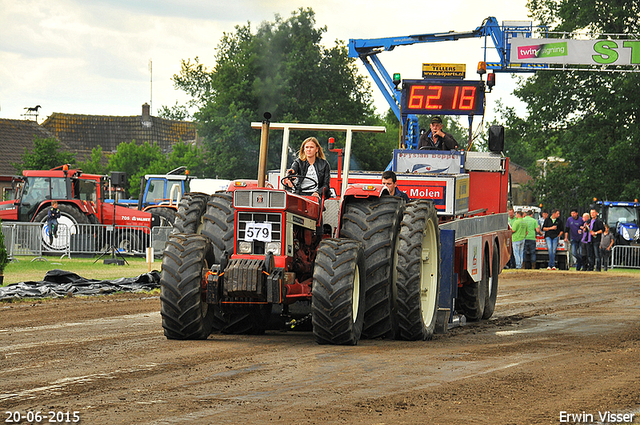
[
  {"left": 523, "top": 209, "right": 541, "bottom": 269},
  {"left": 511, "top": 210, "right": 528, "bottom": 269},
  {"left": 507, "top": 208, "right": 516, "bottom": 268}
]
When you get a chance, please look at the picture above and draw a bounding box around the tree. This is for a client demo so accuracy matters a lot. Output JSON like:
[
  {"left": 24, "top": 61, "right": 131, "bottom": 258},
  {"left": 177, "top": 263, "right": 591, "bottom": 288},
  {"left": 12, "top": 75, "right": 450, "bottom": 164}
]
[
  {"left": 13, "top": 137, "right": 75, "bottom": 173},
  {"left": 167, "top": 141, "right": 207, "bottom": 178},
  {"left": 106, "top": 141, "right": 168, "bottom": 198},
  {"left": 498, "top": 0, "right": 640, "bottom": 209},
  {"left": 493, "top": 100, "right": 544, "bottom": 169},
  {"left": 77, "top": 146, "right": 108, "bottom": 175},
  {"left": 157, "top": 102, "right": 191, "bottom": 121},
  {"left": 168, "top": 8, "right": 379, "bottom": 179}
]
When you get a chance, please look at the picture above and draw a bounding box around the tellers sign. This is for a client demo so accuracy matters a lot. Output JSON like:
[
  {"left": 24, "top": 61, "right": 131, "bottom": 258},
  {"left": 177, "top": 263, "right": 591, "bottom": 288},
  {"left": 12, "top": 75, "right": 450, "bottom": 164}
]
[{"left": 401, "top": 79, "right": 485, "bottom": 116}]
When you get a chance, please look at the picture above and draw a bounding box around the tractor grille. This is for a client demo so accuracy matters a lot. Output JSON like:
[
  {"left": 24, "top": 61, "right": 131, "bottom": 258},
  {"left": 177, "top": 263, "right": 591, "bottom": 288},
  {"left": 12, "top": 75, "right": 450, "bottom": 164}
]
[
  {"left": 237, "top": 212, "right": 282, "bottom": 255},
  {"left": 234, "top": 190, "right": 286, "bottom": 209}
]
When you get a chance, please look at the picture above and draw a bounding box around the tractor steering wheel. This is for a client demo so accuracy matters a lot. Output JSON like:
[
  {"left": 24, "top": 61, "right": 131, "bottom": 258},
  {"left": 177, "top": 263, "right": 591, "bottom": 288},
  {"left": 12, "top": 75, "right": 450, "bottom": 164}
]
[{"left": 281, "top": 173, "right": 318, "bottom": 194}]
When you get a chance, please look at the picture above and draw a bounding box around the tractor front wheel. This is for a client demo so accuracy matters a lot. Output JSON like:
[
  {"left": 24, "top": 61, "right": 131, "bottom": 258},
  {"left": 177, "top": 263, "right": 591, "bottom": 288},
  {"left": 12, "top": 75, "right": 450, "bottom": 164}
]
[
  {"left": 312, "top": 238, "right": 366, "bottom": 345},
  {"left": 160, "top": 234, "right": 215, "bottom": 339}
]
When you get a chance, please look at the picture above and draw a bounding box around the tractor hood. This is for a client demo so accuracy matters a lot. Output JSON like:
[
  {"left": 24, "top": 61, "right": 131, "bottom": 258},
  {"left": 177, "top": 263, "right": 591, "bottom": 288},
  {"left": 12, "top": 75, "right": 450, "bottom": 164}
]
[{"left": 618, "top": 222, "right": 639, "bottom": 242}]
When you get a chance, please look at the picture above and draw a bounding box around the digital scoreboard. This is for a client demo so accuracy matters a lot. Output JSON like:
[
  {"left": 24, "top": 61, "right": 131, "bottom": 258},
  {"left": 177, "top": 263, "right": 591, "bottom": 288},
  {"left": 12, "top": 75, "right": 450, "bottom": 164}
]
[{"left": 401, "top": 80, "right": 485, "bottom": 116}]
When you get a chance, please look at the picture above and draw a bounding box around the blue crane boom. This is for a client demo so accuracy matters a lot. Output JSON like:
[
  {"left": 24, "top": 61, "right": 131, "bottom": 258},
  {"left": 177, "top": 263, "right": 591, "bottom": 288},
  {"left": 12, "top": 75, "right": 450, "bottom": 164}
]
[{"left": 349, "top": 18, "right": 502, "bottom": 58}]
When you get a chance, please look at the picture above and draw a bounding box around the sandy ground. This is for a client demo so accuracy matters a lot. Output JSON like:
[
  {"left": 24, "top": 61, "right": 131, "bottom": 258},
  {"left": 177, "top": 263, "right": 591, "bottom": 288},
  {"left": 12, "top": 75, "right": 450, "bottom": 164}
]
[{"left": 2, "top": 269, "right": 640, "bottom": 425}]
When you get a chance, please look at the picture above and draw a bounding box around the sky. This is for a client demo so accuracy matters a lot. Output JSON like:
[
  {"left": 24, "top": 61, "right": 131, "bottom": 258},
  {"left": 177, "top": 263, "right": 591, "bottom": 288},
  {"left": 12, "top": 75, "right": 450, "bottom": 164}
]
[{"left": 0, "top": 0, "right": 533, "bottom": 126}]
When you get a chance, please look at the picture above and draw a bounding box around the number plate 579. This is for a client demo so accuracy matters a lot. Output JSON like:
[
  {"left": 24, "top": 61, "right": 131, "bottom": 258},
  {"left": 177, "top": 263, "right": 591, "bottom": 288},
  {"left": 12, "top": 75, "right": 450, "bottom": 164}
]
[{"left": 244, "top": 222, "right": 272, "bottom": 242}]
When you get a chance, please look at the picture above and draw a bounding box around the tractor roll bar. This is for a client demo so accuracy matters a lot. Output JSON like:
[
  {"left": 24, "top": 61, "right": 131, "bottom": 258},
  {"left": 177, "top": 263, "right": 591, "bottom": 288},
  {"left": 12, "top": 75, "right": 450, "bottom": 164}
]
[{"left": 251, "top": 122, "right": 386, "bottom": 198}]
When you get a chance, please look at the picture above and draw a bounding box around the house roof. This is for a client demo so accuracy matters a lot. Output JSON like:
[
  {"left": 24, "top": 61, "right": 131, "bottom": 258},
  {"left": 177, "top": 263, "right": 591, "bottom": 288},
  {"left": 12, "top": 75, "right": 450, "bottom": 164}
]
[
  {"left": 41, "top": 108, "right": 197, "bottom": 160},
  {"left": 0, "top": 118, "right": 67, "bottom": 176},
  {"left": 510, "top": 161, "right": 533, "bottom": 186}
]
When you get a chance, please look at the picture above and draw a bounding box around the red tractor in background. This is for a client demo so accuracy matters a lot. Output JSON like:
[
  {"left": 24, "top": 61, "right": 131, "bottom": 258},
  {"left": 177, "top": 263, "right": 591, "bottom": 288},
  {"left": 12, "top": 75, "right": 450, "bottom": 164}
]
[
  {"left": 0, "top": 165, "right": 153, "bottom": 252},
  {"left": 159, "top": 116, "right": 511, "bottom": 345}
]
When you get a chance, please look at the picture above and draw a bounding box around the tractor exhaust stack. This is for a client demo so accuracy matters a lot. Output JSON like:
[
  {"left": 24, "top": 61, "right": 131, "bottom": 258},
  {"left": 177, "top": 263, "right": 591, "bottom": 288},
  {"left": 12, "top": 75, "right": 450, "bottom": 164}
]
[{"left": 257, "top": 112, "right": 271, "bottom": 188}]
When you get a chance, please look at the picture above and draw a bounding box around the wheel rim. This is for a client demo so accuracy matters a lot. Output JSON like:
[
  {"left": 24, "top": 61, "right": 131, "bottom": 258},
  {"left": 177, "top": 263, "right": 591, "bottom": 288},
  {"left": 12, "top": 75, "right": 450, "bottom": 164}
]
[
  {"left": 352, "top": 264, "right": 361, "bottom": 322},
  {"left": 118, "top": 238, "right": 131, "bottom": 252},
  {"left": 40, "top": 214, "right": 77, "bottom": 251},
  {"left": 420, "top": 216, "right": 439, "bottom": 327},
  {"left": 158, "top": 215, "right": 173, "bottom": 227}
]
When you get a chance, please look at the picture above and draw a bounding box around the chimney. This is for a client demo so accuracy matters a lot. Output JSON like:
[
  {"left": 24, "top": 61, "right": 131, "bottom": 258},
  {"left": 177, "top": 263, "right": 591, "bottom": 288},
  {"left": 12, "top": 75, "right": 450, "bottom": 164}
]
[
  {"left": 142, "top": 103, "right": 151, "bottom": 121},
  {"left": 141, "top": 103, "right": 152, "bottom": 128}
]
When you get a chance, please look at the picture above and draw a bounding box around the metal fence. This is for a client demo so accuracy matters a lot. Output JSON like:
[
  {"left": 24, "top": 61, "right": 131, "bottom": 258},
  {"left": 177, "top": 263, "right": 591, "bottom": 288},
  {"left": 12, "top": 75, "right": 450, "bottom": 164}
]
[
  {"left": 1, "top": 222, "right": 172, "bottom": 259},
  {"left": 611, "top": 245, "right": 640, "bottom": 269},
  {"left": 2, "top": 223, "right": 43, "bottom": 259},
  {"left": 5, "top": 220, "right": 640, "bottom": 269}
]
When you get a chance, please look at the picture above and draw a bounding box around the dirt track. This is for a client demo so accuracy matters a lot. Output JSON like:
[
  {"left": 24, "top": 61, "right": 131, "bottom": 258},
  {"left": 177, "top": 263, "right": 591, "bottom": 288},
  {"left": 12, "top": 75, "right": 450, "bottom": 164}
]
[{"left": 2, "top": 270, "right": 640, "bottom": 425}]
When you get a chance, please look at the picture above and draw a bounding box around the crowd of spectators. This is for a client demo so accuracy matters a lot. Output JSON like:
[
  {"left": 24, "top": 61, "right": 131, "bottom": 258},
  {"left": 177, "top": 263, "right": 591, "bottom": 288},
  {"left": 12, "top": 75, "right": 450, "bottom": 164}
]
[{"left": 508, "top": 207, "right": 613, "bottom": 271}]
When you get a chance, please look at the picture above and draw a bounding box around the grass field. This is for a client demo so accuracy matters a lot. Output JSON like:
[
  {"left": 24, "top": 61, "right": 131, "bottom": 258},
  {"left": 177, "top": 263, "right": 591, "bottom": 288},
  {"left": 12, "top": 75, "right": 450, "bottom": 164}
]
[
  {"left": 3, "top": 255, "right": 638, "bottom": 287},
  {"left": 1, "top": 255, "right": 158, "bottom": 286}
]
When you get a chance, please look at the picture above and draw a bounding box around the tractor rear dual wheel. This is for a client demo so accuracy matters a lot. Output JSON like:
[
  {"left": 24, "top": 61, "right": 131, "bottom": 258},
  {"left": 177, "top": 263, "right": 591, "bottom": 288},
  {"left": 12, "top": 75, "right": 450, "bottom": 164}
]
[
  {"left": 395, "top": 200, "right": 441, "bottom": 341},
  {"left": 173, "top": 193, "right": 209, "bottom": 234},
  {"left": 340, "top": 197, "right": 404, "bottom": 339},
  {"left": 312, "top": 238, "right": 366, "bottom": 345},
  {"left": 201, "top": 193, "right": 235, "bottom": 261},
  {"left": 160, "top": 234, "right": 222, "bottom": 339}
]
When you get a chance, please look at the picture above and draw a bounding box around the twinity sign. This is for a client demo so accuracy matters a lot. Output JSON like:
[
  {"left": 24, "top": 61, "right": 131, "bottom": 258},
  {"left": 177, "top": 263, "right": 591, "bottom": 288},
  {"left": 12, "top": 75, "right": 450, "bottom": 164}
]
[{"left": 510, "top": 38, "right": 640, "bottom": 65}]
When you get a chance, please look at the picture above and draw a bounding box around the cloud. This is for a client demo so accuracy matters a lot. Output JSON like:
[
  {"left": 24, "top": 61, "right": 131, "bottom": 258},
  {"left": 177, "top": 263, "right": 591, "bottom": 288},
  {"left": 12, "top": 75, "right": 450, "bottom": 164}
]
[
  {"left": 78, "top": 0, "right": 298, "bottom": 24},
  {"left": 0, "top": 0, "right": 530, "bottom": 122}
]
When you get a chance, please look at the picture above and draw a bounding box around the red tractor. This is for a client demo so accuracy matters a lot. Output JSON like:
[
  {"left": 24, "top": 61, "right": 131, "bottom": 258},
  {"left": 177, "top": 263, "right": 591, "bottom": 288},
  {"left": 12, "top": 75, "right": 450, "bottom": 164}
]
[
  {"left": 160, "top": 117, "right": 511, "bottom": 345},
  {"left": 0, "top": 165, "right": 153, "bottom": 252}
]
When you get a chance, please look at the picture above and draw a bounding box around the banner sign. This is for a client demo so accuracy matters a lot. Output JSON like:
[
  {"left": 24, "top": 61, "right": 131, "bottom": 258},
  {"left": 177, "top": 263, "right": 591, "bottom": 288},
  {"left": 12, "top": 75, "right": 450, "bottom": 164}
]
[
  {"left": 510, "top": 38, "right": 640, "bottom": 66},
  {"left": 393, "top": 150, "right": 464, "bottom": 174},
  {"left": 422, "top": 63, "right": 466, "bottom": 79}
]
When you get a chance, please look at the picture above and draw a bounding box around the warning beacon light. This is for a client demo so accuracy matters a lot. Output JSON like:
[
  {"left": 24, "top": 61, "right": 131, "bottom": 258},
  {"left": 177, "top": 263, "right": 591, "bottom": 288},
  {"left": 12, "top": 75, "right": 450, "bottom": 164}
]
[
  {"left": 393, "top": 73, "right": 401, "bottom": 88},
  {"left": 477, "top": 61, "right": 487, "bottom": 75}
]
